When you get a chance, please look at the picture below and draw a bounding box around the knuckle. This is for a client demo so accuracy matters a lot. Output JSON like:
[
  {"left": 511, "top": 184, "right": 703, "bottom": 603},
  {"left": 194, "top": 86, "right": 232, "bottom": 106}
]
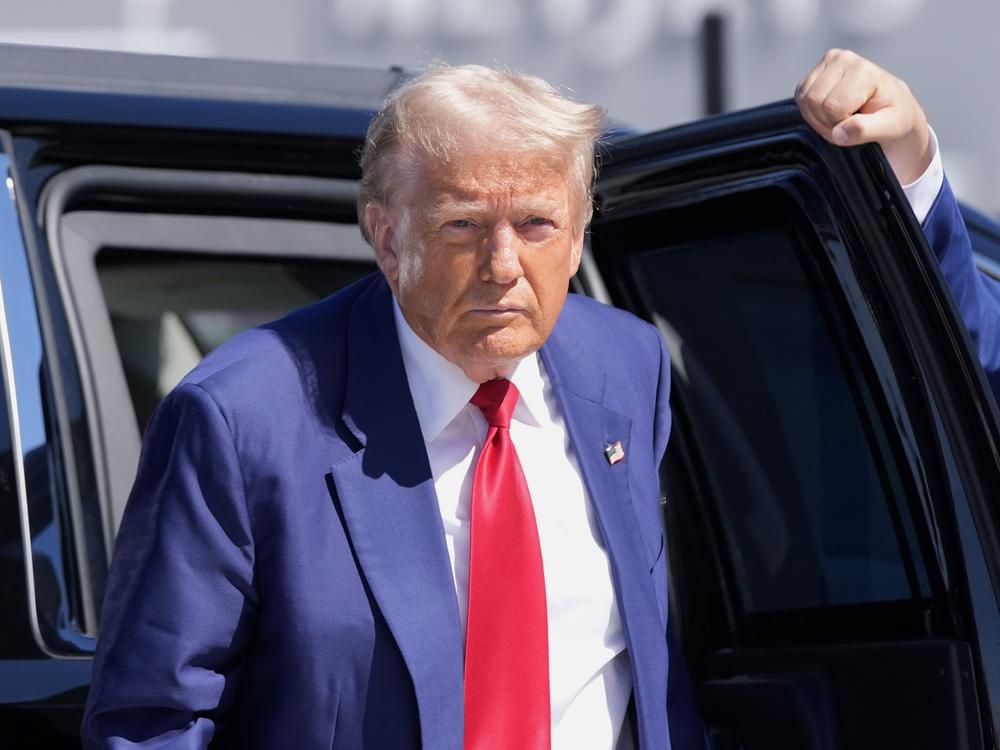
[
  {"left": 804, "top": 90, "right": 823, "bottom": 109},
  {"left": 822, "top": 97, "right": 843, "bottom": 119}
]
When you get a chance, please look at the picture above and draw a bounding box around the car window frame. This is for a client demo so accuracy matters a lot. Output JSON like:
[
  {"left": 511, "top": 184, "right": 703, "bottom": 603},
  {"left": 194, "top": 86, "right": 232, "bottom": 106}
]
[
  {"left": 601, "top": 170, "right": 947, "bottom": 638},
  {"left": 39, "top": 165, "right": 371, "bottom": 557},
  {"left": 0, "top": 145, "right": 97, "bottom": 657}
]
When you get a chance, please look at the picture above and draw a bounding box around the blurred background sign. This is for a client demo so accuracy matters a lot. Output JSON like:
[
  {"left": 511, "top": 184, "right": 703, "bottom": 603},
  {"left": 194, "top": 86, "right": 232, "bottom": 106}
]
[{"left": 0, "top": 0, "right": 992, "bottom": 213}]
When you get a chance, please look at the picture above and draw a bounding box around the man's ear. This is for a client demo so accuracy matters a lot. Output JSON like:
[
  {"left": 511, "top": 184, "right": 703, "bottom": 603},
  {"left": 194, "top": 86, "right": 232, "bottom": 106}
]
[
  {"left": 366, "top": 203, "right": 400, "bottom": 288},
  {"left": 569, "top": 229, "right": 585, "bottom": 277}
]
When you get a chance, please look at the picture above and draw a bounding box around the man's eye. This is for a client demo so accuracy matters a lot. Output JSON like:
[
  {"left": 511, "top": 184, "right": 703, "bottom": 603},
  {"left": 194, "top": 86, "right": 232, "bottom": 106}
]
[
  {"left": 448, "top": 219, "right": 473, "bottom": 228},
  {"left": 525, "top": 217, "right": 551, "bottom": 226}
]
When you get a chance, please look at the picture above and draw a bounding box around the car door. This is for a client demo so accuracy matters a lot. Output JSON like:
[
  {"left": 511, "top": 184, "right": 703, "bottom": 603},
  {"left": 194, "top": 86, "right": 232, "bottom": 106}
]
[{"left": 588, "top": 100, "right": 1000, "bottom": 749}]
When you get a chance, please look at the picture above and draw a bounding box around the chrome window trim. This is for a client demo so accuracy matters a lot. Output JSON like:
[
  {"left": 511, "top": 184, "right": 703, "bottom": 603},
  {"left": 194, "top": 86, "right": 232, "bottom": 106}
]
[
  {"left": 0, "top": 166, "right": 42, "bottom": 655},
  {"left": 0, "top": 157, "right": 90, "bottom": 659}
]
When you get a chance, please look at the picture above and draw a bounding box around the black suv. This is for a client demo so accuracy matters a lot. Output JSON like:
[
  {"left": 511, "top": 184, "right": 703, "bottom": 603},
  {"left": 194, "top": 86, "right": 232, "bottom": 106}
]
[{"left": 4, "top": 43, "right": 1000, "bottom": 750}]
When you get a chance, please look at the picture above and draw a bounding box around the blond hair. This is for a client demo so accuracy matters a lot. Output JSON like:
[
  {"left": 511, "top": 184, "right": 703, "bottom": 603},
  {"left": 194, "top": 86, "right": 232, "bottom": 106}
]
[{"left": 357, "top": 64, "right": 606, "bottom": 242}]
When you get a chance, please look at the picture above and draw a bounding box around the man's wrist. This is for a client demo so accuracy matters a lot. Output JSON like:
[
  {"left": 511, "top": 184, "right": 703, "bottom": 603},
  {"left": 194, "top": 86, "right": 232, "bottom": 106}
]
[{"left": 901, "top": 125, "right": 943, "bottom": 225}]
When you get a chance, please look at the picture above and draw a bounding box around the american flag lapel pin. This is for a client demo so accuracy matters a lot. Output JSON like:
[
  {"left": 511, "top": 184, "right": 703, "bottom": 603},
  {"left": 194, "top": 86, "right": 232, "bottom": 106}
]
[{"left": 604, "top": 440, "right": 625, "bottom": 466}]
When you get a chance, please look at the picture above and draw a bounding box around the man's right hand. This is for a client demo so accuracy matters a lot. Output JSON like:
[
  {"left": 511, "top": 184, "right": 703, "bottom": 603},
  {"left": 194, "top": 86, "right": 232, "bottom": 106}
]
[{"left": 795, "top": 48, "right": 933, "bottom": 185}]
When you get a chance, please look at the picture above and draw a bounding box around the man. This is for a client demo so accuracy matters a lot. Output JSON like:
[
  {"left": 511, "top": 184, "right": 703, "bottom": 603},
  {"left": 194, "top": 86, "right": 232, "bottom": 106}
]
[{"left": 82, "top": 50, "right": 957, "bottom": 749}]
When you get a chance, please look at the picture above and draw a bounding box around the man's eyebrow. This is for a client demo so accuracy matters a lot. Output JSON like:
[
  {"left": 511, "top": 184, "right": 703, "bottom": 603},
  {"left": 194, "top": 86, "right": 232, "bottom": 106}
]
[
  {"left": 511, "top": 197, "right": 565, "bottom": 214},
  {"left": 425, "top": 200, "right": 492, "bottom": 223},
  {"left": 423, "top": 194, "right": 568, "bottom": 223},
  {"left": 431, "top": 198, "right": 490, "bottom": 211}
]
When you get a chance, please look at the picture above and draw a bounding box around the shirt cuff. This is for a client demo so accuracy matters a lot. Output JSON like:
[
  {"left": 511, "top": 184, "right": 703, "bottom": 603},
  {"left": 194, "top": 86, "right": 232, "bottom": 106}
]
[{"left": 901, "top": 125, "right": 943, "bottom": 225}]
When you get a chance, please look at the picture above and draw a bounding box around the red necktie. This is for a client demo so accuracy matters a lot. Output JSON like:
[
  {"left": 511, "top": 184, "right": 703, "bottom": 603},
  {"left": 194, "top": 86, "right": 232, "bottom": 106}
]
[{"left": 464, "top": 378, "right": 550, "bottom": 750}]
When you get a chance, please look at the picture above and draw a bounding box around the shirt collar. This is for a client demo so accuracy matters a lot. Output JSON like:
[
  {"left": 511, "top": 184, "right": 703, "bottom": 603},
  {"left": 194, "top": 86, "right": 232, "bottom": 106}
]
[
  {"left": 392, "top": 298, "right": 546, "bottom": 443},
  {"left": 508, "top": 347, "right": 548, "bottom": 430}
]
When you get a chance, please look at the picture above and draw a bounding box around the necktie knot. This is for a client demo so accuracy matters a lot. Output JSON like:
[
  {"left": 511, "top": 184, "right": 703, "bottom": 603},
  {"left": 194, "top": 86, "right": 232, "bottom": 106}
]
[{"left": 471, "top": 378, "right": 519, "bottom": 429}]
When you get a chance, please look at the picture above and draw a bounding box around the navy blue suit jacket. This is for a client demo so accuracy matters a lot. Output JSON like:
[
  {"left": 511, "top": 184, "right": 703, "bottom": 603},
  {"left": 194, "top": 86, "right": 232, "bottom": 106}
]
[
  {"left": 82, "top": 273, "right": 706, "bottom": 748},
  {"left": 925, "top": 177, "right": 1000, "bottom": 397}
]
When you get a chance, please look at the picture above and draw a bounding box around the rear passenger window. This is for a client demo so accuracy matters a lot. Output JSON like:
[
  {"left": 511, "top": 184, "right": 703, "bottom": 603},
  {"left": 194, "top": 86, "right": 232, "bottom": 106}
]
[
  {"left": 97, "top": 250, "right": 373, "bottom": 432},
  {"left": 43, "top": 168, "right": 376, "bottom": 556},
  {"left": 602, "top": 186, "right": 938, "bottom": 646},
  {"left": 633, "top": 227, "right": 929, "bottom": 614}
]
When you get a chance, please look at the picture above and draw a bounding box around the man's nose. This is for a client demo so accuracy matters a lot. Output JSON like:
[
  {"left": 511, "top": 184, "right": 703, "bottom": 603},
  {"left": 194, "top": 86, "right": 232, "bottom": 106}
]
[{"left": 482, "top": 223, "right": 524, "bottom": 284}]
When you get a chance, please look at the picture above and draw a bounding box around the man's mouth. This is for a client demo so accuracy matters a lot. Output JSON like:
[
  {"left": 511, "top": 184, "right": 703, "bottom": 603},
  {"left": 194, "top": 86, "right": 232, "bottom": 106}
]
[{"left": 470, "top": 306, "right": 526, "bottom": 315}]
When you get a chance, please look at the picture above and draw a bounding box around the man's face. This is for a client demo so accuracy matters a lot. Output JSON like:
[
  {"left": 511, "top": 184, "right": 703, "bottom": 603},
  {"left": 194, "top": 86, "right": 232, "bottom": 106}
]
[{"left": 368, "top": 149, "right": 584, "bottom": 382}]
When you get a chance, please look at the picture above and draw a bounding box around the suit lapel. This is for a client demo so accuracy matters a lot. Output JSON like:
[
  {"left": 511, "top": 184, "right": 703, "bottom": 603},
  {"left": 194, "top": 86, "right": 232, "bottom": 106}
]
[
  {"left": 328, "top": 277, "right": 464, "bottom": 750},
  {"left": 540, "top": 313, "right": 668, "bottom": 750}
]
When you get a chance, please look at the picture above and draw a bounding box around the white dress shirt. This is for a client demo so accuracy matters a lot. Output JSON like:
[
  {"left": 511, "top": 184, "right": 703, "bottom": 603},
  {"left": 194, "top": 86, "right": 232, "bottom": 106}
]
[
  {"left": 902, "top": 125, "right": 943, "bottom": 225},
  {"left": 392, "top": 301, "right": 632, "bottom": 749}
]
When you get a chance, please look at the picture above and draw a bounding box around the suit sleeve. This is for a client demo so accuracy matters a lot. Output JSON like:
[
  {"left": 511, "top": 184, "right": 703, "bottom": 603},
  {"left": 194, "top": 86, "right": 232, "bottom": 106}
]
[
  {"left": 82, "top": 383, "right": 257, "bottom": 749},
  {"left": 923, "top": 175, "right": 1000, "bottom": 399}
]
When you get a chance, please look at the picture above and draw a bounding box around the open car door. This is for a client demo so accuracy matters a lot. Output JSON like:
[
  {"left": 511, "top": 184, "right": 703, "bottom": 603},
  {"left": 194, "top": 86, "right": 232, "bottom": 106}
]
[{"left": 588, "top": 100, "right": 1000, "bottom": 750}]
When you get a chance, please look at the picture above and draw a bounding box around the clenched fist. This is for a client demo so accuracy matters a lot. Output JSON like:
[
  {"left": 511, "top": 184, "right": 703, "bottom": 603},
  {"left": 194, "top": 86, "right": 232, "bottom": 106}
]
[{"left": 795, "top": 48, "right": 933, "bottom": 185}]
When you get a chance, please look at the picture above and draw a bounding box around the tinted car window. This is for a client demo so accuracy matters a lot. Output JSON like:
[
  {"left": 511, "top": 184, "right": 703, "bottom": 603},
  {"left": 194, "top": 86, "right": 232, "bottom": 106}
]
[
  {"left": 626, "top": 198, "right": 931, "bottom": 631},
  {"left": 96, "top": 249, "right": 375, "bottom": 432}
]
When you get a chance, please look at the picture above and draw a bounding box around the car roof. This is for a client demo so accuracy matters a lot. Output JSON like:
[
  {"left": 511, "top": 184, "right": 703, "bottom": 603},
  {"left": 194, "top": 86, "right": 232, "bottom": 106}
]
[{"left": 0, "top": 43, "right": 407, "bottom": 137}]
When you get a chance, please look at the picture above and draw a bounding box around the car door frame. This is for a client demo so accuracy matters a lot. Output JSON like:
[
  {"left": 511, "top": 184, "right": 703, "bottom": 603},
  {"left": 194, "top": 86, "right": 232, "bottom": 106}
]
[{"left": 587, "top": 99, "right": 1000, "bottom": 747}]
